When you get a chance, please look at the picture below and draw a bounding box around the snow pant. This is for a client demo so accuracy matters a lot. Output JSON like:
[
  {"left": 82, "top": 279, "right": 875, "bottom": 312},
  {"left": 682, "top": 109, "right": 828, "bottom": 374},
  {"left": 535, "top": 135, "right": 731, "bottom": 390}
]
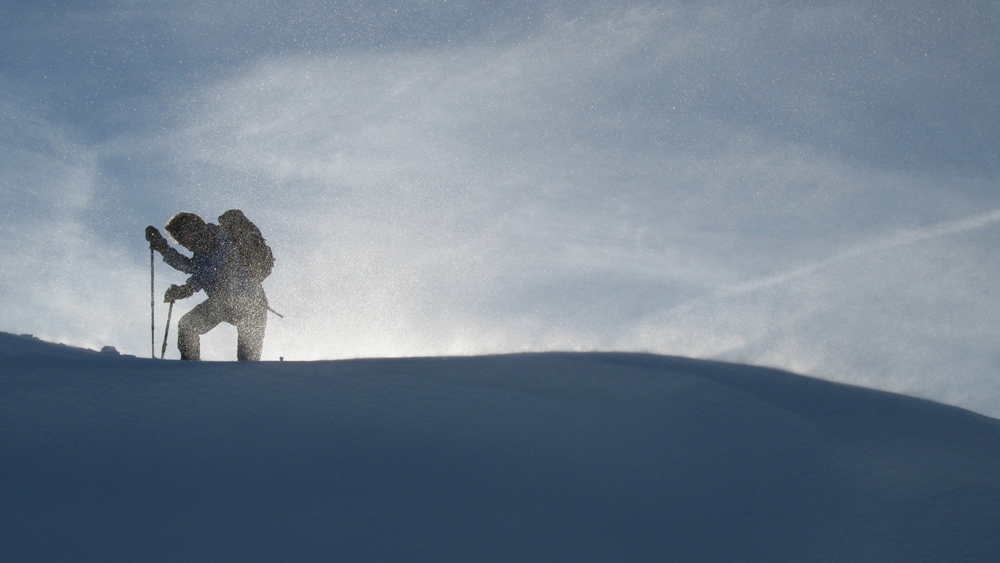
[{"left": 177, "top": 293, "right": 267, "bottom": 361}]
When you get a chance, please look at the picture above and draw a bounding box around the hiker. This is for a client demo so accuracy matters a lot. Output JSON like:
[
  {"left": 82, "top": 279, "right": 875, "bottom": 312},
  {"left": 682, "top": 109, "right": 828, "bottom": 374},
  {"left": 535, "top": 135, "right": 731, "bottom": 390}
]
[{"left": 145, "top": 211, "right": 273, "bottom": 361}]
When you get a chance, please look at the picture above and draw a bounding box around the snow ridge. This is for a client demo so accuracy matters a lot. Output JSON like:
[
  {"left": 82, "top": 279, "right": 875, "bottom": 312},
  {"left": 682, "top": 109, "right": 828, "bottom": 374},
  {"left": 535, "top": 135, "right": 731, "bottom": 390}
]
[{"left": 2, "top": 333, "right": 998, "bottom": 561}]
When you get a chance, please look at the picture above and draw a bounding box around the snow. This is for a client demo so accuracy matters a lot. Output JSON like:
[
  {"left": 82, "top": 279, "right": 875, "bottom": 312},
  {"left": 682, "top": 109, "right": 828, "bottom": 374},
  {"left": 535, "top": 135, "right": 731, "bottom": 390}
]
[{"left": 2, "top": 332, "right": 999, "bottom": 561}]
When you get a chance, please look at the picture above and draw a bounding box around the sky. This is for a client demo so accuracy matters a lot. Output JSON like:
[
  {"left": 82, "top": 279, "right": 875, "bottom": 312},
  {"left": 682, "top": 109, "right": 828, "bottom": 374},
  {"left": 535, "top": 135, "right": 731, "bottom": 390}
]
[{"left": 1, "top": 1, "right": 999, "bottom": 415}]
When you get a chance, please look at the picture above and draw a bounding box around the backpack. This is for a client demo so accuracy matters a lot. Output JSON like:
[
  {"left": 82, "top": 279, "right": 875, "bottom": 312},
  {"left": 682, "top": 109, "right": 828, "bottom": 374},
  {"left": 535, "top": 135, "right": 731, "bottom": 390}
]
[{"left": 218, "top": 209, "right": 274, "bottom": 283}]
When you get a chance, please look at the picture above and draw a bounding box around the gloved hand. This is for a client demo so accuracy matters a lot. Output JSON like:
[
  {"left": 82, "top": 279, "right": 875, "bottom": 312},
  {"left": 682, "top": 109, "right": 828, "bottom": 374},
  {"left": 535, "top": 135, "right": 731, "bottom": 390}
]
[
  {"left": 145, "top": 226, "right": 169, "bottom": 253},
  {"left": 164, "top": 284, "right": 195, "bottom": 303}
]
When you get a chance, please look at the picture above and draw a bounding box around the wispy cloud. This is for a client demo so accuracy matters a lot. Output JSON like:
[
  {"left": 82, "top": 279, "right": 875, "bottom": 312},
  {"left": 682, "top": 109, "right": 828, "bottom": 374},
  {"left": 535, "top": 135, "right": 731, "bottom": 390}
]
[{"left": 2, "top": 1, "right": 999, "bottom": 415}]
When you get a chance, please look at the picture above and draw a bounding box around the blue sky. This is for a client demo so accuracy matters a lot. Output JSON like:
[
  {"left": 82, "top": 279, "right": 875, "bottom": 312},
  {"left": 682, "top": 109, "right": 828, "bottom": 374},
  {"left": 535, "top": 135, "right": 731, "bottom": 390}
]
[{"left": 2, "top": 1, "right": 999, "bottom": 415}]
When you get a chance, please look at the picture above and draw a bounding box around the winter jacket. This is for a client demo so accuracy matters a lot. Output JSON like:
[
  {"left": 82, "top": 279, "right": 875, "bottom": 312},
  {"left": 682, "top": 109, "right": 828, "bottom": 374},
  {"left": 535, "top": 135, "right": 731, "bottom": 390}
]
[{"left": 161, "top": 224, "right": 265, "bottom": 305}]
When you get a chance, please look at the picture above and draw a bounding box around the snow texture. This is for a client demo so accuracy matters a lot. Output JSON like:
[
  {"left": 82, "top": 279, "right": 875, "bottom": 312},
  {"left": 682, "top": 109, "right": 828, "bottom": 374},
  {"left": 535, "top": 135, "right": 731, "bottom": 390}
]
[{"left": 2, "top": 332, "right": 999, "bottom": 561}]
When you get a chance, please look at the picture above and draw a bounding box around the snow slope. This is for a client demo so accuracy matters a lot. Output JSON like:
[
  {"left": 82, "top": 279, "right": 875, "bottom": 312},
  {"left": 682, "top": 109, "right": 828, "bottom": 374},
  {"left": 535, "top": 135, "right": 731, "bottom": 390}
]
[{"left": 2, "top": 332, "right": 999, "bottom": 562}]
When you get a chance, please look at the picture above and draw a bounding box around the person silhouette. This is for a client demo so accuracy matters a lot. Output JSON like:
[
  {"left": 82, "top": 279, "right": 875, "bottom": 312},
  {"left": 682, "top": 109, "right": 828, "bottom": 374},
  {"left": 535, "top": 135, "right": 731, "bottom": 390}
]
[{"left": 146, "top": 212, "right": 268, "bottom": 361}]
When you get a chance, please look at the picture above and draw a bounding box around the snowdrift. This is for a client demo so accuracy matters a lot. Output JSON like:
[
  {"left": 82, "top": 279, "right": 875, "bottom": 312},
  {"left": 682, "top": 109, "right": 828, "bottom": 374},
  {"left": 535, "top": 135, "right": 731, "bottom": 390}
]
[{"left": 2, "top": 332, "right": 999, "bottom": 561}]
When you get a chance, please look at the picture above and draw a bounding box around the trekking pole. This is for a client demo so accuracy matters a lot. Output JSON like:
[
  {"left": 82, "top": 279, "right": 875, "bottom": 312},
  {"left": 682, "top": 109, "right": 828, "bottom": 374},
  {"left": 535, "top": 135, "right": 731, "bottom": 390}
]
[
  {"left": 150, "top": 247, "right": 155, "bottom": 359},
  {"left": 267, "top": 306, "right": 285, "bottom": 319},
  {"left": 160, "top": 300, "right": 174, "bottom": 360}
]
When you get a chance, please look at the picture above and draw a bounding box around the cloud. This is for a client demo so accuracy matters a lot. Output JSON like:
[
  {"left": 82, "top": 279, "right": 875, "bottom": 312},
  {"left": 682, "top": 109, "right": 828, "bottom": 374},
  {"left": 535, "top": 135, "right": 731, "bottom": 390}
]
[
  {"left": 2, "top": 1, "right": 999, "bottom": 415},
  {"left": 626, "top": 209, "right": 1000, "bottom": 412},
  {"left": 149, "top": 4, "right": 994, "bottom": 356},
  {"left": 0, "top": 100, "right": 149, "bottom": 350}
]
